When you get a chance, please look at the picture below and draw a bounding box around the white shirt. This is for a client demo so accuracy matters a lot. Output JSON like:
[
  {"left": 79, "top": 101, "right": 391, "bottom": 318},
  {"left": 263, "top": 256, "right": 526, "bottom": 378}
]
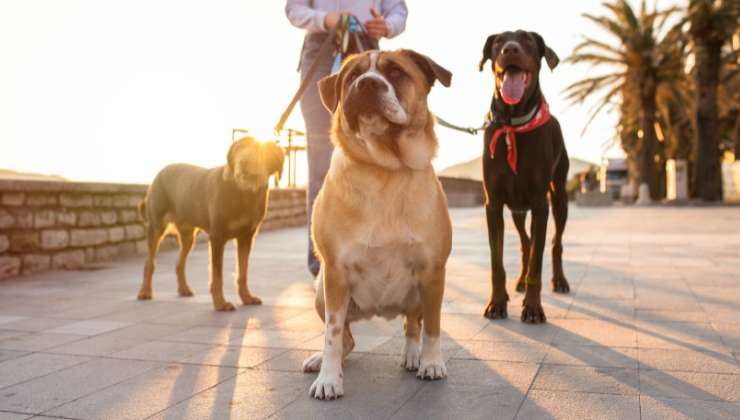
[{"left": 285, "top": 0, "right": 408, "bottom": 38}]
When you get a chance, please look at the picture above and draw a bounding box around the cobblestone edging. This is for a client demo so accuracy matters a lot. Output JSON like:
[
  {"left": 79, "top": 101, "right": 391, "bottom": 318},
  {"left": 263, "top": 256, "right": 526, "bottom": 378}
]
[{"left": 0, "top": 180, "right": 306, "bottom": 279}]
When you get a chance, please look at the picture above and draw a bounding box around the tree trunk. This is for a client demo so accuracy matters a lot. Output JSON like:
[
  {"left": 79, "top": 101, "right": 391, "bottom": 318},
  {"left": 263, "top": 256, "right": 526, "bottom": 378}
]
[
  {"left": 692, "top": 40, "right": 723, "bottom": 201},
  {"left": 636, "top": 79, "right": 658, "bottom": 205}
]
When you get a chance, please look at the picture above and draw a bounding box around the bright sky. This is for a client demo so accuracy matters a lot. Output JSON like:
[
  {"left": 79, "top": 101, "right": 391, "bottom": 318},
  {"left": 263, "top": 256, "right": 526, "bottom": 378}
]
[{"left": 0, "top": 0, "right": 680, "bottom": 184}]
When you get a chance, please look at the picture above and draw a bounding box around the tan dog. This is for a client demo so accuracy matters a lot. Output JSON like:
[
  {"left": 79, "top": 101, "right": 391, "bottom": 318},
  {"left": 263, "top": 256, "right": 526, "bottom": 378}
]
[
  {"left": 137, "top": 137, "right": 283, "bottom": 311},
  {"left": 304, "top": 49, "right": 453, "bottom": 400}
]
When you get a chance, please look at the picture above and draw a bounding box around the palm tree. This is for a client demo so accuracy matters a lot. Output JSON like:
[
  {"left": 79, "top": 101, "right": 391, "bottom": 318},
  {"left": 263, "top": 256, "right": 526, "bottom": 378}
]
[
  {"left": 564, "top": 0, "right": 681, "bottom": 203},
  {"left": 686, "top": 0, "right": 739, "bottom": 201}
]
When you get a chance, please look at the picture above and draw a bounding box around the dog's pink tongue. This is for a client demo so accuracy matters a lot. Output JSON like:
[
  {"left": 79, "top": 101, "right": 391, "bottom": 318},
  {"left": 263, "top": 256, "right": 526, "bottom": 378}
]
[{"left": 501, "top": 70, "right": 526, "bottom": 105}]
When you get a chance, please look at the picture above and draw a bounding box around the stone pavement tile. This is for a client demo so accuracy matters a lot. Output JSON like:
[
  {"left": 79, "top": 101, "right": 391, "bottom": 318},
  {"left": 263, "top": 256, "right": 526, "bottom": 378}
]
[
  {"left": 391, "top": 383, "right": 524, "bottom": 420},
  {"left": 0, "top": 350, "right": 27, "bottom": 364},
  {"left": 638, "top": 348, "right": 739, "bottom": 374},
  {"left": 0, "top": 317, "right": 27, "bottom": 326},
  {"left": 350, "top": 318, "right": 403, "bottom": 336},
  {"left": 44, "top": 319, "right": 131, "bottom": 336},
  {"left": 550, "top": 319, "right": 637, "bottom": 348},
  {"left": 254, "top": 349, "right": 362, "bottom": 373},
  {"left": 635, "top": 310, "right": 710, "bottom": 323},
  {"left": 575, "top": 280, "right": 635, "bottom": 300},
  {"left": 515, "top": 390, "right": 639, "bottom": 420},
  {"left": 269, "top": 310, "right": 325, "bottom": 333},
  {"left": 0, "top": 331, "right": 28, "bottom": 342},
  {"left": 51, "top": 300, "right": 145, "bottom": 321},
  {"left": 0, "top": 318, "right": 71, "bottom": 333},
  {"left": 180, "top": 345, "right": 287, "bottom": 368},
  {"left": 0, "top": 358, "right": 160, "bottom": 414},
  {"left": 566, "top": 299, "right": 635, "bottom": 321},
  {"left": 543, "top": 344, "right": 638, "bottom": 369},
  {"left": 149, "top": 369, "right": 310, "bottom": 420},
  {"left": 42, "top": 333, "right": 142, "bottom": 357},
  {"left": 712, "top": 322, "right": 740, "bottom": 353},
  {"left": 640, "top": 370, "right": 740, "bottom": 402},
  {"left": 452, "top": 340, "right": 549, "bottom": 363},
  {"left": 371, "top": 336, "right": 464, "bottom": 360},
  {"left": 92, "top": 322, "right": 189, "bottom": 341},
  {"left": 230, "top": 329, "right": 320, "bottom": 349},
  {"left": 300, "top": 334, "right": 391, "bottom": 353},
  {"left": 639, "top": 396, "right": 740, "bottom": 420},
  {"left": 473, "top": 320, "right": 560, "bottom": 345},
  {"left": 46, "top": 363, "right": 239, "bottom": 420},
  {"left": 163, "top": 326, "right": 248, "bottom": 345},
  {"left": 274, "top": 367, "right": 425, "bottom": 420},
  {"left": 0, "top": 333, "right": 83, "bottom": 352},
  {"left": 0, "top": 411, "right": 30, "bottom": 420},
  {"left": 0, "top": 353, "right": 90, "bottom": 389},
  {"left": 700, "top": 303, "right": 740, "bottom": 325},
  {"left": 445, "top": 359, "right": 539, "bottom": 392},
  {"left": 98, "top": 301, "right": 194, "bottom": 323},
  {"left": 110, "top": 340, "right": 213, "bottom": 363},
  {"left": 152, "top": 304, "right": 309, "bottom": 329},
  {"left": 532, "top": 365, "right": 639, "bottom": 395},
  {"left": 636, "top": 321, "right": 727, "bottom": 351}
]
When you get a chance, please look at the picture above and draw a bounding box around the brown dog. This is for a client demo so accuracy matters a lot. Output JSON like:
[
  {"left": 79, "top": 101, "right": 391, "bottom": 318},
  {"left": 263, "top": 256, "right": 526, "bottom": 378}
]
[
  {"left": 303, "top": 49, "right": 453, "bottom": 400},
  {"left": 479, "top": 30, "right": 570, "bottom": 323},
  {"left": 137, "top": 137, "right": 284, "bottom": 311}
]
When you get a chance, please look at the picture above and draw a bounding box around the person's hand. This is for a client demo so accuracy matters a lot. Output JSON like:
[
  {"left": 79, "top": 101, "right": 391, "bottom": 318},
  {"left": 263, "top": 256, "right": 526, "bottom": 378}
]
[
  {"left": 365, "top": 8, "right": 388, "bottom": 39},
  {"left": 324, "top": 11, "right": 342, "bottom": 30}
]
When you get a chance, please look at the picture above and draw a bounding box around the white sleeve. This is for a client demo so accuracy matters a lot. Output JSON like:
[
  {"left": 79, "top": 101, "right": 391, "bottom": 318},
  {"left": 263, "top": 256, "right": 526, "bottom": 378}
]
[
  {"left": 285, "top": 0, "right": 328, "bottom": 32},
  {"left": 381, "top": 0, "right": 408, "bottom": 38}
]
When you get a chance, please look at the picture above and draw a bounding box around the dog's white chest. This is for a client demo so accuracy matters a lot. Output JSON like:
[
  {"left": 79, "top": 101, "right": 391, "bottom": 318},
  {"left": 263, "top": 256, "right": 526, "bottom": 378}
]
[{"left": 341, "top": 241, "right": 426, "bottom": 319}]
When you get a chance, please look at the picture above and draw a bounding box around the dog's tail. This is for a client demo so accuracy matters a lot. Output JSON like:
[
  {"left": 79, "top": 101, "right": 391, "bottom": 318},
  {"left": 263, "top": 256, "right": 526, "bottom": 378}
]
[{"left": 138, "top": 200, "right": 148, "bottom": 223}]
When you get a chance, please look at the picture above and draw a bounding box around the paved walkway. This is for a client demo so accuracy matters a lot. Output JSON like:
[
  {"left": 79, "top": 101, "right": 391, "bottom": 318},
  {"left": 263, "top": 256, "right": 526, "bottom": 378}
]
[{"left": 0, "top": 206, "right": 739, "bottom": 419}]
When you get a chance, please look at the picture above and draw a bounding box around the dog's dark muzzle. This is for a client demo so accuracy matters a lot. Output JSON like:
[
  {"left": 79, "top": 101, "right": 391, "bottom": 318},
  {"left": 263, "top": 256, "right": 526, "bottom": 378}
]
[{"left": 343, "top": 81, "right": 387, "bottom": 132}]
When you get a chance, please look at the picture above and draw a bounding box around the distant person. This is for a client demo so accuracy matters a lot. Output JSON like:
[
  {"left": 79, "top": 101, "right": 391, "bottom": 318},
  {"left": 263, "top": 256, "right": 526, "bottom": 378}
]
[{"left": 285, "top": 0, "right": 408, "bottom": 277}]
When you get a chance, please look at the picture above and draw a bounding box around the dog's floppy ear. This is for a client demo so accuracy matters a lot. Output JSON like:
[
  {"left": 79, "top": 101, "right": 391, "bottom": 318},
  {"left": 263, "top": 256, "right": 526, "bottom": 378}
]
[
  {"left": 264, "top": 141, "right": 285, "bottom": 184},
  {"left": 479, "top": 33, "right": 499, "bottom": 72},
  {"left": 223, "top": 141, "right": 240, "bottom": 180},
  {"left": 401, "top": 49, "right": 452, "bottom": 88},
  {"left": 223, "top": 136, "right": 254, "bottom": 180},
  {"left": 318, "top": 73, "right": 341, "bottom": 113},
  {"left": 529, "top": 31, "right": 559, "bottom": 70}
]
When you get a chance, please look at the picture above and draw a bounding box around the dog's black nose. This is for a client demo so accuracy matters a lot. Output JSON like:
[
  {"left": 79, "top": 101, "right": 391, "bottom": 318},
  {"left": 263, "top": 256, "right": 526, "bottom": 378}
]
[
  {"left": 502, "top": 43, "right": 520, "bottom": 55},
  {"left": 356, "top": 77, "right": 387, "bottom": 93}
]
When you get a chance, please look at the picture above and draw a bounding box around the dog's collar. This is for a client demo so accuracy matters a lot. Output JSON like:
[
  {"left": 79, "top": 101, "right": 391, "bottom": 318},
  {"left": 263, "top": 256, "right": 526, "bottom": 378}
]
[
  {"left": 489, "top": 96, "right": 551, "bottom": 174},
  {"left": 488, "top": 95, "right": 542, "bottom": 127}
]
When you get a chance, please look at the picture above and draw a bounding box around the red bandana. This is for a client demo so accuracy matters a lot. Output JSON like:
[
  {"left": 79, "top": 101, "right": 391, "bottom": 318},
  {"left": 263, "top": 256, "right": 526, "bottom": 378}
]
[{"left": 489, "top": 97, "right": 551, "bottom": 173}]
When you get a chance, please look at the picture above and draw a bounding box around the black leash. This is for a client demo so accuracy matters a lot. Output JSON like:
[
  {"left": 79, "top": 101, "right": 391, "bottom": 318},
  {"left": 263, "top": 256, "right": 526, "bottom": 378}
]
[
  {"left": 275, "top": 16, "right": 378, "bottom": 134},
  {"left": 274, "top": 25, "right": 340, "bottom": 134}
]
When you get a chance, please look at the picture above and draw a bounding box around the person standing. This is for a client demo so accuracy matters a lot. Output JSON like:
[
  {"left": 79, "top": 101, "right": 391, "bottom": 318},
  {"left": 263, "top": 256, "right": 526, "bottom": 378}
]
[{"left": 285, "top": 0, "right": 408, "bottom": 277}]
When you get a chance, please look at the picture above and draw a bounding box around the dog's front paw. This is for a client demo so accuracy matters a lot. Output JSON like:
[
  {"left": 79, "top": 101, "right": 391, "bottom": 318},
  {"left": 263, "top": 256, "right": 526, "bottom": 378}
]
[
  {"left": 239, "top": 293, "right": 262, "bottom": 305},
  {"left": 483, "top": 300, "right": 508, "bottom": 320},
  {"left": 401, "top": 339, "right": 421, "bottom": 371},
  {"left": 178, "top": 287, "right": 194, "bottom": 297},
  {"left": 309, "top": 373, "right": 344, "bottom": 400},
  {"left": 302, "top": 351, "right": 323, "bottom": 373},
  {"left": 552, "top": 276, "right": 570, "bottom": 294},
  {"left": 214, "top": 301, "right": 236, "bottom": 312},
  {"left": 137, "top": 289, "right": 152, "bottom": 300},
  {"left": 417, "top": 357, "right": 446, "bottom": 380},
  {"left": 521, "top": 301, "right": 546, "bottom": 324}
]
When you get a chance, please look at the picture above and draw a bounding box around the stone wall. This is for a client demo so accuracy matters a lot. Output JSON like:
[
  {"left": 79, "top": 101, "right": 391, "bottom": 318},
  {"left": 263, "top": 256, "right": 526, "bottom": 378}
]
[
  {"left": 0, "top": 176, "right": 482, "bottom": 280},
  {"left": 438, "top": 176, "right": 485, "bottom": 207},
  {"left": 0, "top": 180, "right": 306, "bottom": 280}
]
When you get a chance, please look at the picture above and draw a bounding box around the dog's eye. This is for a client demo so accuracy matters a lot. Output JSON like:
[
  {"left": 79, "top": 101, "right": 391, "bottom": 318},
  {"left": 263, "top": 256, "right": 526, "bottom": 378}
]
[{"left": 386, "top": 65, "right": 404, "bottom": 80}]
